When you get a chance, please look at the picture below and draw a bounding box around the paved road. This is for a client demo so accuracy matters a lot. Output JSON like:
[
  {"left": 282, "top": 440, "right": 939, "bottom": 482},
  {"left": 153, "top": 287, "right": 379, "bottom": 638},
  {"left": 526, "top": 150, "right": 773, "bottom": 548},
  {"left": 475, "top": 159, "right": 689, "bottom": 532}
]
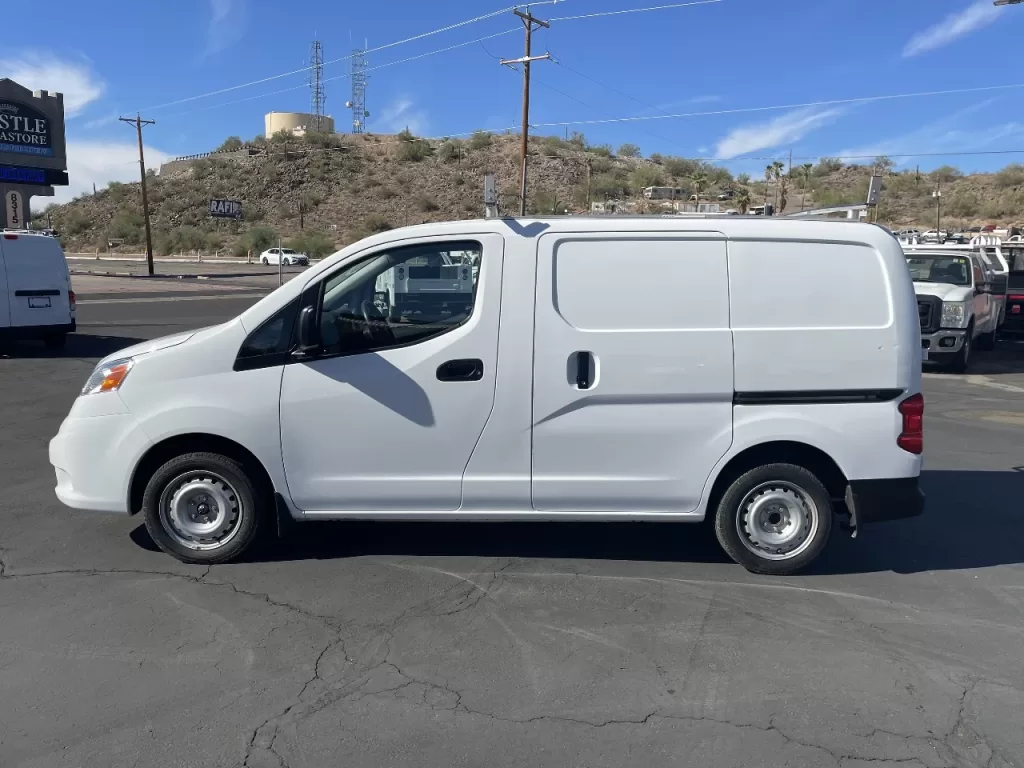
[{"left": 2, "top": 291, "right": 1023, "bottom": 768}]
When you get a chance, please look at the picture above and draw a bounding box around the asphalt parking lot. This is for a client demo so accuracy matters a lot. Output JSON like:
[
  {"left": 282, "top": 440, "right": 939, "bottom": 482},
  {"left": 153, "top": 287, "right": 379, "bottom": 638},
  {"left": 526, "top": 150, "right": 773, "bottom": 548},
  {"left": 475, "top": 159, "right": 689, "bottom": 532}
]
[{"left": 2, "top": 283, "right": 1024, "bottom": 768}]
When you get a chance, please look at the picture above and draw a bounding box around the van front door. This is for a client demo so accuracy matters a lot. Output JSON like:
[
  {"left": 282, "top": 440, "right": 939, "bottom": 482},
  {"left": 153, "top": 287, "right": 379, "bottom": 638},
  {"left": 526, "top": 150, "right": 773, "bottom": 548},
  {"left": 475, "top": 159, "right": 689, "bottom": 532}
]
[
  {"left": 279, "top": 235, "right": 502, "bottom": 512},
  {"left": 531, "top": 232, "right": 734, "bottom": 514}
]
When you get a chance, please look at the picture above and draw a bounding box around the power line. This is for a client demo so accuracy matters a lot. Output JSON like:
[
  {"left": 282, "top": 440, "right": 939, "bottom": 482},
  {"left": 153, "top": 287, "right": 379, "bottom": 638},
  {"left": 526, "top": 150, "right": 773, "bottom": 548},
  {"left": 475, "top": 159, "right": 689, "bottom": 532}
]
[
  {"left": 137, "top": 0, "right": 713, "bottom": 115},
  {"left": 550, "top": 0, "right": 721, "bottom": 21},
  {"left": 529, "top": 82, "right": 1024, "bottom": 129},
  {"left": 139, "top": 2, "right": 561, "bottom": 112},
  {"left": 167, "top": 29, "right": 520, "bottom": 119}
]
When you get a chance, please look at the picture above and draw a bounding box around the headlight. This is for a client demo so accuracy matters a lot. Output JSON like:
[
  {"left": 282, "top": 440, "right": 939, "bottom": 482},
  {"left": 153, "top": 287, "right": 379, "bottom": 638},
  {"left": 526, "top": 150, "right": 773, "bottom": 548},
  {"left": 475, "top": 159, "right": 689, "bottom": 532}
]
[
  {"left": 941, "top": 301, "right": 967, "bottom": 329},
  {"left": 81, "top": 357, "right": 134, "bottom": 395}
]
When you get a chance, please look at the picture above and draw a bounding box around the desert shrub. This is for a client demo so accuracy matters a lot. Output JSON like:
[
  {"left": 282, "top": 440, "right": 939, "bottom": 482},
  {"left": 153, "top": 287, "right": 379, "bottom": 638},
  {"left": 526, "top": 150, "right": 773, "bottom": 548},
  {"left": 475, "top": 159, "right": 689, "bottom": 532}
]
[
  {"left": 355, "top": 214, "right": 393, "bottom": 238},
  {"left": 245, "top": 226, "right": 278, "bottom": 253},
  {"left": 438, "top": 140, "right": 462, "bottom": 162},
  {"left": 994, "top": 164, "right": 1024, "bottom": 189},
  {"left": 217, "top": 136, "right": 244, "bottom": 152},
  {"left": 617, "top": 143, "right": 641, "bottom": 158},
  {"left": 288, "top": 231, "right": 336, "bottom": 259},
  {"left": 814, "top": 157, "right": 844, "bottom": 176},
  {"left": 630, "top": 165, "right": 664, "bottom": 191},
  {"left": 931, "top": 165, "right": 962, "bottom": 183},
  {"left": 416, "top": 194, "right": 439, "bottom": 212},
  {"left": 397, "top": 128, "right": 432, "bottom": 161},
  {"left": 468, "top": 131, "right": 493, "bottom": 150}
]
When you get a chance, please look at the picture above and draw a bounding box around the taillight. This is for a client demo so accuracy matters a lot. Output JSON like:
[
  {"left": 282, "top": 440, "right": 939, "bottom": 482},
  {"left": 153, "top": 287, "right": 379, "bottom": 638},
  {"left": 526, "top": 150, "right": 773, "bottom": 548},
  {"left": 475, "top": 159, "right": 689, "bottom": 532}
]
[
  {"left": 897, "top": 393, "right": 924, "bottom": 454},
  {"left": 1009, "top": 294, "right": 1024, "bottom": 301},
  {"left": 68, "top": 289, "right": 76, "bottom": 309}
]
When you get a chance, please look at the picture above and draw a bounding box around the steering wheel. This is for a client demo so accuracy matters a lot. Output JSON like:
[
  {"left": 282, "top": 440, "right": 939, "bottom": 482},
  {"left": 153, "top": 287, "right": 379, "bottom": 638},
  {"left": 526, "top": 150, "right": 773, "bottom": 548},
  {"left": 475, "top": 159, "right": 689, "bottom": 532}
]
[{"left": 360, "top": 300, "right": 396, "bottom": 345}]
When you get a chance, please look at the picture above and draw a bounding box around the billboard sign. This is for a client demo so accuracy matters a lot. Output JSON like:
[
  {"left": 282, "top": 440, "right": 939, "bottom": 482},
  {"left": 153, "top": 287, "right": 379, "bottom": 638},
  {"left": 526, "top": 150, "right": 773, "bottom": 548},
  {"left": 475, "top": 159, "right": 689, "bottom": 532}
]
[
  {"left": 210, "top": 198, "right": 242, "bottom": 219},
  {"left": 0, "top": 100, "right": 54, "bottom": 157}
]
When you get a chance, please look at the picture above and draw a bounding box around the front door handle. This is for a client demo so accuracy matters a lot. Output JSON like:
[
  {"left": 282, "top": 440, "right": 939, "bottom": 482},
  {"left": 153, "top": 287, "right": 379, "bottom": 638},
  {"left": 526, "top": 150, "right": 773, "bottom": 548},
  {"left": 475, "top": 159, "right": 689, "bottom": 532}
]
[{"left": 437, "top": 358, "right": 484, "bottom": 382}]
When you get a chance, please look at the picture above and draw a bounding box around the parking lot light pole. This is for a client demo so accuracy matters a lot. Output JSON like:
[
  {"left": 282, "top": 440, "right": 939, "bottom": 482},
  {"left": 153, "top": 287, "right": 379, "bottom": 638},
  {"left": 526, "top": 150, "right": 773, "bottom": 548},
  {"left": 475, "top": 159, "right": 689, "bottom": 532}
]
[{"left": 933, "top": 186, "right": 942, "bottom": 235}]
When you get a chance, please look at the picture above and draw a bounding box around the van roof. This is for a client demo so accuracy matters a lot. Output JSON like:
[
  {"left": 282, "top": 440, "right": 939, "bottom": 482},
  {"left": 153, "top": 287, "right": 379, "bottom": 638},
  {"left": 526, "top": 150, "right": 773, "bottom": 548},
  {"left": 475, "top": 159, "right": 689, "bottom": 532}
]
[
  {"left": 357, "top": 215, "right": 885, "bottom": 243},
  {"left": 1, "top": 229, "right": 60, "bottom": 239}
]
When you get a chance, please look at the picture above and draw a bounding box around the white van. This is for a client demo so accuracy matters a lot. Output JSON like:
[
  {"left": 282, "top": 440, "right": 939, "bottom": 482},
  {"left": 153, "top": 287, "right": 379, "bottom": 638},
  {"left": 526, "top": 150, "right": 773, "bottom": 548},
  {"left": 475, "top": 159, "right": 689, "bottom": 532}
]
[
  {"left": 1, "top": 230, "right": 76, "bottom": 349},
  {"left": 49, "top": 217, "right": 924, "bottom": 574}
]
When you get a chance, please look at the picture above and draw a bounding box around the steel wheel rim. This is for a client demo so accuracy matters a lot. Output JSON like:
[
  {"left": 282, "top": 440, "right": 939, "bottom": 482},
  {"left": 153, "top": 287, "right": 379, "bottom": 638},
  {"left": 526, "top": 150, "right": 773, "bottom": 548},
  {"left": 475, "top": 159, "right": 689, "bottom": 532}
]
[
  {"left": 736, "top": 481, "right": 819, "bottom": 561},
  {"left": 159, "top": 470, "right": 243, "bottom": 551}
]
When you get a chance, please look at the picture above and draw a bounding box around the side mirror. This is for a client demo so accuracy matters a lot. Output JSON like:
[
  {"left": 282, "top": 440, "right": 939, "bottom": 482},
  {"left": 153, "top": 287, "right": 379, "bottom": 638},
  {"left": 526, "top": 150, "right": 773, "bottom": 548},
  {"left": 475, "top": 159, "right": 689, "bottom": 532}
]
[{"left": 293, "top": 305, "right": 320, "bottom": 357}]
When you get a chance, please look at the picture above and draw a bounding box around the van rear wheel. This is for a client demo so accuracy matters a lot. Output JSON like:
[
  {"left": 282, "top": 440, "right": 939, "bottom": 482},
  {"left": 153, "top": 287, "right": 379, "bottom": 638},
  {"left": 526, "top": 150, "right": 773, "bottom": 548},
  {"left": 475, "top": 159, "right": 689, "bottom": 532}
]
[
  {"left": 714, "top": 463, "right": 833, "bottom": 575},
  {"left": 43, "top": 333, "right": 66, "bottom": 350},
  {"left": 142, "top": 452, "right": 266, "bottom": 564}
]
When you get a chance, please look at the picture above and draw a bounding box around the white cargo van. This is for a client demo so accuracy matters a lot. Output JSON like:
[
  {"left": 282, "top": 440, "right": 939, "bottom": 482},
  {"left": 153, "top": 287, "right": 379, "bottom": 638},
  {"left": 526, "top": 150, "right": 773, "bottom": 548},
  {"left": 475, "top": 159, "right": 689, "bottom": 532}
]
[
  {"left": 49, "top": 217, "right": 924, "bottom": 574},
  {"left": 1, "top": 230, "right": 76, "bottom": 349}
]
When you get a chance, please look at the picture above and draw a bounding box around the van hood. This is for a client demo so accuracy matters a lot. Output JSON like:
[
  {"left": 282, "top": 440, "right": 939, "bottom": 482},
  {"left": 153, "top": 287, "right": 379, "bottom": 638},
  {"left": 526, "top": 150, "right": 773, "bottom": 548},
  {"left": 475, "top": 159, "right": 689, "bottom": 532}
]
[
  {"left": 100, "top": 326, "right": 213, "bottom": 365},
  {"left": 913, "top": 282, "right": 971, "bottom": 302}
]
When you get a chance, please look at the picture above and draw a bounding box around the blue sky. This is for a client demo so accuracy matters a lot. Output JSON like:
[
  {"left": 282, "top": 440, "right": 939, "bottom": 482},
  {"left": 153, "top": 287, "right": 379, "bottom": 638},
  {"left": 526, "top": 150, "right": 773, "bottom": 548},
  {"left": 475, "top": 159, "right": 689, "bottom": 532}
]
[{"left": 5, "top": 0, "right": 1024, "bottom": 203}]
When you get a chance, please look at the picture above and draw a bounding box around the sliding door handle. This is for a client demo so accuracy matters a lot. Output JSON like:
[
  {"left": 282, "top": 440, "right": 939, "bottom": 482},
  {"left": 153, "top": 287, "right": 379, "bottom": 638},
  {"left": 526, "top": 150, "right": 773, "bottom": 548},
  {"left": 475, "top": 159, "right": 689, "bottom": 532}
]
[
  {"left": 576, "top": 351, "right": 593, "bottom": 390},
  {"left": 437, "top": 358, "right": 484, "bottom": 382}
]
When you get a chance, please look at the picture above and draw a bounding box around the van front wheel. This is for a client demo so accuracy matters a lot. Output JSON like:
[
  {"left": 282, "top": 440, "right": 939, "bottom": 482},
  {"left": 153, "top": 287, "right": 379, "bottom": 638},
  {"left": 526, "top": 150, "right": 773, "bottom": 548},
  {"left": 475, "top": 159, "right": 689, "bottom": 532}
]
[
  {"left": 142, "top": 452, "right": 266, "bottom": 564},
  {"left": 714, "top": 464, "right": 833, "bottom": 575}
]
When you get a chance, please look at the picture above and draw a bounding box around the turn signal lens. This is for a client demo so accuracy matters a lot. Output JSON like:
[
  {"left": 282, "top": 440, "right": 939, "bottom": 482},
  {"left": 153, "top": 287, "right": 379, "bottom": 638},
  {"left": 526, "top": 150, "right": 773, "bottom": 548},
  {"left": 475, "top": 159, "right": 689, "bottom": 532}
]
[
  {"left": 81, "top": 358, "right": 134, "bottom": 395},
  {"left": 68, "top": 289, "right": 76, "bottom": 310}
]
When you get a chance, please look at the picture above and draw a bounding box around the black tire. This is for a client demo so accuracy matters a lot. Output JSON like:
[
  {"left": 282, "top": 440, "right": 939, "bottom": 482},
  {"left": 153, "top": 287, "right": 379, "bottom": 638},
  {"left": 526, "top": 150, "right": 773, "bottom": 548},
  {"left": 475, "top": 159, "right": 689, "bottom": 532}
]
[
  {"left": 949, "top": 329, "right": 972, "bottom": 373},
  {"left": 43, "top": 333, "right": 67, "bottom": 350},
  {"left": 261, "top": 257, "right": 269, "bottom": 265},
  {"left": 976, "top": 329, "right": 997, "bottom": 351},
  {"left": 714, "top": 463, "right": 833, "bottom": 575},
  {"left": 142, "top": 452, "right": 267, "bottom": 564}
]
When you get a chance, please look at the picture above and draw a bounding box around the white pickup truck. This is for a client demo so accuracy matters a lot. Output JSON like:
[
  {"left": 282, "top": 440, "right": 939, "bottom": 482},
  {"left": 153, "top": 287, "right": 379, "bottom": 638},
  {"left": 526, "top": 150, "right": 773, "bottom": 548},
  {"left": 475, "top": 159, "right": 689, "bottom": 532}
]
[{"left": 904, "top": 249, "right": 1002, "bottom": 372}]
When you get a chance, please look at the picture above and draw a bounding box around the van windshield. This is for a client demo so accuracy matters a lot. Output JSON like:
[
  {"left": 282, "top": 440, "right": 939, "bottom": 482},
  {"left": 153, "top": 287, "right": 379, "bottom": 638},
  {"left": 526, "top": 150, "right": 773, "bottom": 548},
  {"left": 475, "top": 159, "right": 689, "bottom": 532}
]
[{"left": 905, "top": 256, "right": 970, "bottom": 286}]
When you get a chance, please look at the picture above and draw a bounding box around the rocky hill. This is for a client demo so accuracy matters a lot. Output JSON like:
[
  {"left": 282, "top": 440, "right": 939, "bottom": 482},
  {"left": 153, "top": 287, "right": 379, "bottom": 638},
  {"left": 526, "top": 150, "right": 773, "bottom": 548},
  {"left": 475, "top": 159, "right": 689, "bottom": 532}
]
[{"left": 38, "top": 129, "right": 1024, "bottom": 257}]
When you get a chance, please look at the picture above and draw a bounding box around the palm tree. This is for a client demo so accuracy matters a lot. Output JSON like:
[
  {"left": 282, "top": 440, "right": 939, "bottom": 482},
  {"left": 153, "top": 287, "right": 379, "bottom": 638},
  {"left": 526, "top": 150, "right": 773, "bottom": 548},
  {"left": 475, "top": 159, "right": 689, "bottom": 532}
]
[
  {"left": 770, "top": 161, "right": 786, "bottom": 212},
  {"left": 690, "top": 171, "right": 709, "bottom": 210},
  {"left": 735, "top": 187, "right": 752, "bottom": 215},
  {"left": 800, "top": 163, "right": 814, "bottom": 210}
]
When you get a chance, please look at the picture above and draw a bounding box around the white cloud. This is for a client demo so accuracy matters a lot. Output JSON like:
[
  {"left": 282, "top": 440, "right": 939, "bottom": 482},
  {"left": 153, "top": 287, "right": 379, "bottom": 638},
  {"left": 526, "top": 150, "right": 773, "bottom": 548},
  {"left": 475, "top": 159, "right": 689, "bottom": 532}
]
[
  {"left": 714, "top": 106, "right": 844, "bottom": 160},
  {"left": 838, "top": 101, "right": 1022, "bottom": 165},
  {"left": 0, "top": 53, "right": 105, "bottom": 116},
  {"left": 903, "top": 1, "right": 1002, "bottom": 58},
  {"left": 38, "top": 140, "right": 171, "bottom": 208},
  {"left": 205, "top": 0, "right": 247, "bottom": 56},
  {"left": 376, "top": 98, "right": 429, "bottom": 136}
]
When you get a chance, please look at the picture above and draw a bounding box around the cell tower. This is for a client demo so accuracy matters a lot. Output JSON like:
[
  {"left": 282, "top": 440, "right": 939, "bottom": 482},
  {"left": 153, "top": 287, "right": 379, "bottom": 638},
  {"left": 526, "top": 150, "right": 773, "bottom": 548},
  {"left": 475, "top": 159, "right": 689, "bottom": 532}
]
[
  {"left": 309, "top": 40, "right": 325, "bottom": 132},
  {"left": 345, "top": 46, "right": 369, "bottom": 134}
]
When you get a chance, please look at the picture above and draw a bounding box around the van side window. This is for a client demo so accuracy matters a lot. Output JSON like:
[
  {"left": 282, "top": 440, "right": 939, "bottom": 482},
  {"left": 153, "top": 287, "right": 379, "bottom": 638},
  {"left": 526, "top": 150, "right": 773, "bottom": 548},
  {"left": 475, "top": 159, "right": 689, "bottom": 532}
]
[
  {"left": 318, "top": 240, "right": 481, "bottom": 357},
  {"left": 234, "top": 298, "right": 299, "bottom": 371}
]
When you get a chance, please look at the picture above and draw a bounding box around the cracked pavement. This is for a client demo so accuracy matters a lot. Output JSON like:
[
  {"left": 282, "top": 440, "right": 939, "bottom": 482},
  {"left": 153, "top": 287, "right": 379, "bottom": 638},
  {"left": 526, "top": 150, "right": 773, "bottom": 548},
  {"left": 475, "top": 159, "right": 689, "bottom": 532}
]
[{"left": 2, "top": 295, "right": 1024, "bottom": 767}]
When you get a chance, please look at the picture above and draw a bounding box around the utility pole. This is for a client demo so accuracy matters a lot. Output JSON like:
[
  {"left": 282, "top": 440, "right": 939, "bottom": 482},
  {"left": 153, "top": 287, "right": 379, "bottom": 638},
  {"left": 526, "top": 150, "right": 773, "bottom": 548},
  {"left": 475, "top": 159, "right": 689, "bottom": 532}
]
[
  {"left": 585, "top": 157, "right": 593, "bottom": 211},
  {"left": 119, "top": 114, "right": 157, "bottom": 276},
  {"left": 501, "top": 7, "right": 551, "bottom": 216}
]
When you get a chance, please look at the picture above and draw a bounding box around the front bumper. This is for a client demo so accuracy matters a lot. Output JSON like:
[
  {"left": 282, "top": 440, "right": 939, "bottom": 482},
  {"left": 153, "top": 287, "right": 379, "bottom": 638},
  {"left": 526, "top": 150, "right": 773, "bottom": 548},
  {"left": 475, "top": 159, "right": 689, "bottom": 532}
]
[
  {"left": 921, "top": 328, "right": 966, "bottom": 355},
  {"left": 49, "top": 409, "right": 152, "bottom": 515},
  {"left": 845, "top": 477, "right": 925, "bottom": 531}
]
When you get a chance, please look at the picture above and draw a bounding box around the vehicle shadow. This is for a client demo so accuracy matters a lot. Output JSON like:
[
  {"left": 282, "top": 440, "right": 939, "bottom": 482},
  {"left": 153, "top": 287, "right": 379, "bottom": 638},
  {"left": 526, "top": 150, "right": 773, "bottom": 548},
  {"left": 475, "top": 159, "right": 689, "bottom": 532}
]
[
  {"left": 960, "top": 338, "right": 1024, "bottom": 375},
  {"left": 816, "top": 468, "right": 1024, "bottom": 575},
  {"left": 0, "top": 334, "right": 146, "bottom": 360},
  {"left": 145, "top": 469, "right": 1020, "bottom": 575}
]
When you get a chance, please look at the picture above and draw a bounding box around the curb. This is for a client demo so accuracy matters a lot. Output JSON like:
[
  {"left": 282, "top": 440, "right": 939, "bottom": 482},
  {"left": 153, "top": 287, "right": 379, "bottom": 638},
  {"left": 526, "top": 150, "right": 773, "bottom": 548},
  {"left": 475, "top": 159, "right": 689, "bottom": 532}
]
[{"left": 69, "top": 270, "right": 283, "bottom": 279}]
